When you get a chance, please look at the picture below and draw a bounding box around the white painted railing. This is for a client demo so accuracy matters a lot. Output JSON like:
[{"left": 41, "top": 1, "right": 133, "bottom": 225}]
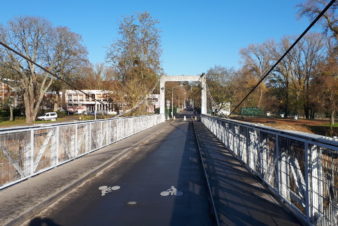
[
  {"left": 0, "top": 114, "right": 165, "bottom": 190},
  {"left": 201, "top": 115, "right": 338, "bottom": 226}
]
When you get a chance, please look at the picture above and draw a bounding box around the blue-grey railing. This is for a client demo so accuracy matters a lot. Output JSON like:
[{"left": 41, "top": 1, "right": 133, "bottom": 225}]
[
  {"left": 202, "top": 115, "right": 338, "bottom": 226},
  {"left": 0, "top": 114, "right": 165, "bottom": 190}
]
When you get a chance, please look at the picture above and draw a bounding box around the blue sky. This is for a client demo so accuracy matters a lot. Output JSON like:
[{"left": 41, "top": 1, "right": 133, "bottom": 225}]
[{"left": 0, "top": 0, "right": 321, "bottom": 75}]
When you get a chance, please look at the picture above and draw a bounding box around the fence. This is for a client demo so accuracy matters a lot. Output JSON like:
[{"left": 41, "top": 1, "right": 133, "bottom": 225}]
[
  {"left": 201, "top": 115, "right": 338, "bottom": 226},
  {"left": 0, "top": 114, "right": 164, "bottom": 190}
]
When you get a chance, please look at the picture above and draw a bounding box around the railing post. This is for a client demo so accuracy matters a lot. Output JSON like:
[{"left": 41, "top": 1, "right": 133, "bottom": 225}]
[
  {"left": 275, "top": 135, "right": 280, "bottom": 193},
  {"left": 29, "top": 129, "right": 34, "bottom": 175},
  {"left": 246, "top": 128, "right": 250, "bottom": 166},
  {"left": 55, "top": 127, "right": 59, "bottom": 165},
  {"left": 107, "top": 120, "right": 110, "bottom": 145},
  {"left": 100, "top": 121, "right": 103, "bottom": 147},
  {"left": 308, "top": 145, "right": 324, "bottom": 221},
  {"left": 74, "top": 124, "right": 78, "bottom": 157},
  {"left": 304, "top": 142, "right": 310, "bottom": 222},
  {"left": 88, "top": 122, "right": 92, "bottom": 152},
  {"left": 280, "top": 140, "right": 289, "bottom": 200}
]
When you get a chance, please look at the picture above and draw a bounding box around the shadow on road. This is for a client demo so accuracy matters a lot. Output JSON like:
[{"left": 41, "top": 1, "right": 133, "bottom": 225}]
[
  {"left": 169, "top": 121, "right": 215, "bottom": 225},
  {"left": 29, "top": 217, "right": 60, "bottom": 226},
  {"left": 193, "top": 122, "right": 302, "bottom": 225}
]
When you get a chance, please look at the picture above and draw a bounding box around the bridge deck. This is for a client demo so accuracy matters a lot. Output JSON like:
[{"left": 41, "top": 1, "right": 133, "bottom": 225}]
[
  {"left": 37, "top": 120, "right": 214, "bottom": 226},
  {"left": 0, "top": 118, "right": 302, "bottom": 225},
  {"left": 193, "top": 121, "right": 301, "bottom": 225}
]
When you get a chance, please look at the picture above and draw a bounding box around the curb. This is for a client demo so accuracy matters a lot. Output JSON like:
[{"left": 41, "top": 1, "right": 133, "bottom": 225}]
[{"left": 192, "top": 121, "right": 220, "bottom": 226}]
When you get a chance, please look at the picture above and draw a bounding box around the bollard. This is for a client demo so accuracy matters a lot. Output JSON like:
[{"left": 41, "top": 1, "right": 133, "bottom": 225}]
[{"left": 184, "top": 116, "right": 186, "bottom": 121}]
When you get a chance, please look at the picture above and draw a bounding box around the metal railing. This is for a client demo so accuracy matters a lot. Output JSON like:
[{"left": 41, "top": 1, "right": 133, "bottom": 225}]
[
  {"left": 0, "top": 114, "right": 165, "bottom": 190},
  {"left": 201, "top": 115, "right": 338, "bottom": 226}
]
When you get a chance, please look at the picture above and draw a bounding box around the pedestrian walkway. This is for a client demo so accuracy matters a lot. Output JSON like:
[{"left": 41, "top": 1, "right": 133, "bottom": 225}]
[
  {"left": 193, "top": 121, "right": 302, "bottom": 226},
  {"left": 0, "top": 122, "right": 170, "bottom": 225},
  {"left": 0, "top": 118, "right": 304, "bottom": 226},
  {"left": 27, "top": 121, "right": 214, "bottom": 226}
]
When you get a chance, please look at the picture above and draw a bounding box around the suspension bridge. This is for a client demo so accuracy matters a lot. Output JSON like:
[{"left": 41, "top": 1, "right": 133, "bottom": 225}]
[
  {"left": 0, "top": 1, "right": 337, "bottom": 225},
  {"left": 0, "top": 106, "right": 337, "bottom": 225}
]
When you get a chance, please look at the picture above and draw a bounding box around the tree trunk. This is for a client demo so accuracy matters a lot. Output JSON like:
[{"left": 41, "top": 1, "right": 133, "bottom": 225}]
[
  {"left": 285, "top": 79, "right": 289, "bottom": 117},
  {"left": 53, "top": 102, "right": 58, "bottom": 112},
  {"left": 61, "top": 89, "right": 67, "bottom": 111},
  {"left": 24, "top": 91, "right": 35, "bottom": 123},
  {"left": 258, "top": 86, "right": 263, "bottom": 108},
  {"left": 330, "top": 109, "right": 335, "bottom": 126},
  {"left": 9, "top": 105, "right": 13, "bottom": 121}
]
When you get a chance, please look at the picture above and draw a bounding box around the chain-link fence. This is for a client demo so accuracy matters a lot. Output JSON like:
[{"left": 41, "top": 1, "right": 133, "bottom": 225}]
[{"left": 0, "top": 114, "right": 164, "bottom": 189}]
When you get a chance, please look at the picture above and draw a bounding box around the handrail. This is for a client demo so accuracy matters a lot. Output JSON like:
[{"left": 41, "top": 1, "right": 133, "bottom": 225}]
[{"left": 201, "top": 114, "right": 338, "bottom": 226}]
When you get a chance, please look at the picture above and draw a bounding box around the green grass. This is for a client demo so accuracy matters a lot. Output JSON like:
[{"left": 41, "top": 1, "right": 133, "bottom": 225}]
[
  {"left": 0, "top": 118, "right": 27, "bottom": 127},
  {"left": 0, "top": 114, "right": 116, "bottom": 128},
  {"left": 321, "top": 123, "right": 338, "bottom": 127},
  {"left": 0, "top": 116, "right": 81, "bottom": 128}
]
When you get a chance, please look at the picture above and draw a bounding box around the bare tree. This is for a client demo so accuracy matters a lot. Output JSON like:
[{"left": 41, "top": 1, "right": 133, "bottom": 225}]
[
  {"left": 240, "top": 41, "right": 275, "bottom": 108},
  {"left": 49, "top": 27, "right": 88, "bottom": 111},
  {"left": 106, "top": 12, "right": 162, "bottom": 114},
  {"left": 298, "top": 0, "right": 338, "bottom": 38},
  {"left": 268, "top": 37, "right": 298, "bottom": 117},
  {"left": 206, "top": 66, "right": 236, "bottom": 112},
  {"left": 290, "top": 33, "right": 325, "bottom": 118},
  {"left": 0, "top": 17, "right": 88, "bottom": 123},
  {"left": 312, "top": 39, "right": 338, "bottom": 125}
]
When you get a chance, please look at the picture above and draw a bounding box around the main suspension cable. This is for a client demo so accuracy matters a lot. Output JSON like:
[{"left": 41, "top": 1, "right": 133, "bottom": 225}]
[
  {"left": 0, "top": 40, "right": 108, "bottom": 106},
  {"left": 0, "top": 40, "right": 158, "bottom": 113},
  {"left": 205, "top": 80, "right": 217, "bottom": 109},
  {"left": 116, "top": 79, "right": 159, "bottom": 117}
]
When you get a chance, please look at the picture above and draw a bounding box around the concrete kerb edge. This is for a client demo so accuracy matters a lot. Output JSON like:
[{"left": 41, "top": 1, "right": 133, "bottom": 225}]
[{"left": 5, "top": 121, "right": 166, "bottom": 226}]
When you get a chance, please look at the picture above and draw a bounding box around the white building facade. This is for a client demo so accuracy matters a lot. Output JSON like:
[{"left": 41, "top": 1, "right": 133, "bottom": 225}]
[{"left": 65, "top": 90, "right": 115, "bottom": 114}]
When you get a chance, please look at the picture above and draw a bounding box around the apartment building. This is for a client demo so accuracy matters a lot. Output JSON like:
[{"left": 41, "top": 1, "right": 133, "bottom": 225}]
[
  {"left": 65, "top": 90, "right": 116, "bottom": 114},
  {"left": 0, "top": 81, "right": 21, "bottom": 107}
]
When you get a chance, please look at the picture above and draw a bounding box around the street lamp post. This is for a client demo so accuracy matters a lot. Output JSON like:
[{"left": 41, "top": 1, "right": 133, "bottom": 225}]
[
  {"left": 171, "top": 84, "right": 183, "bottom": 118},
  {"left": 171, "top": 87, "right": 174, "bottom": 118}
]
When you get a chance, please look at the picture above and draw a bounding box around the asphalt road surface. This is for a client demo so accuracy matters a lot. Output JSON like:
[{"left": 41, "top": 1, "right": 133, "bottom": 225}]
[{"left": 28, "top": 120, "right": 215, "bottom": 226}]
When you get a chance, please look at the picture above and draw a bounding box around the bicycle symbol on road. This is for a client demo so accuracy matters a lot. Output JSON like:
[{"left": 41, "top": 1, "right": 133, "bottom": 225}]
[
  {"left": 160, "top": 186, "right": 183, "bottom": 197},
  {"left": 98, "top": 185, "right": 120, "bottom": 196}
]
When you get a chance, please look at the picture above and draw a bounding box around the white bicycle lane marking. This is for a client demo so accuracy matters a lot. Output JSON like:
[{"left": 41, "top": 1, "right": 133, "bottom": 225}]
[
  {"left": 98, "top": 185, "right": 183, "bottom": 197},
  {"left": 98, "top": 185, "right": 121, "bottom": 196},
  {"left": 160, "top": 186, "right": 183, "bottom": 197}
]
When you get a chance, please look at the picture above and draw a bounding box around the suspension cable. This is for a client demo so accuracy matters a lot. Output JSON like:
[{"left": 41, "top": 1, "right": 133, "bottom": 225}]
[
  {"left": 0, "top": 40, "right": 108, "bottom": 106},
  {"left": 229, "top": 0, "right": 337, "bottom": 116},
  {"left": 205, "top": 80, "right": 218, "bottom": 109},
  {"left": 116, "top": 79, "right": 159, "bottom": 117},
  {"left": 0, "top": 40, "right": 158, "bottom": 115}
]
